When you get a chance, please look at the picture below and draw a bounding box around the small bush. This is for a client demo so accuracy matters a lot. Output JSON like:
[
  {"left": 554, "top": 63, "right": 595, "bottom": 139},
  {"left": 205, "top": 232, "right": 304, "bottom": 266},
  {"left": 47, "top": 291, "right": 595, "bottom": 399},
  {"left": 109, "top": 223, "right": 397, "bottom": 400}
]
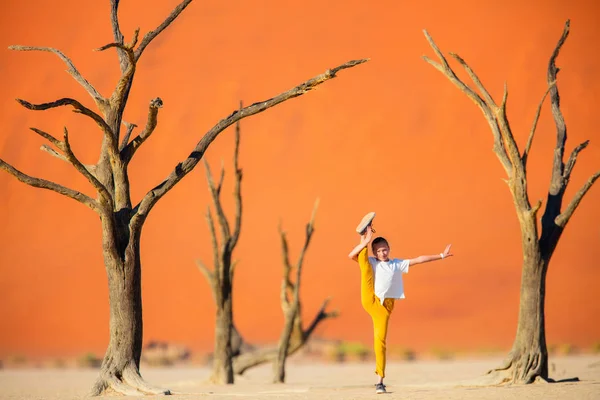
[
  {"left": 389, "top": 345, "right": 417, "bottom": 361},
  {"left": 430, "top": 347, "right": 454, "bottom": 360},
  {"left": 9, "top": 354, "right": 27, "bottom": 366},
  {"left": 556, "top": 343, "right": 577, "bottom": 355},
  {"left": 77, "top": 352, "right": 102, "bottom": 368},
  {"left": 338, "top": 342, "right": 370, "bottom": 362}
]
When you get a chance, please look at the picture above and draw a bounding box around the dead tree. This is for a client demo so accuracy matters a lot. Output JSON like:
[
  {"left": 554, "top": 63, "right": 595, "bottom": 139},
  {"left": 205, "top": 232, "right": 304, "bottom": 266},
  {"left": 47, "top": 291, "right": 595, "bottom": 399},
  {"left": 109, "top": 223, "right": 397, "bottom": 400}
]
[
  {"left": 0, "top": 0, "right": 367, "bottom": 395},
  {"left": 272, "top": 200, "right": 338, "bottom": 383},
  {"left": 195, "top": 112, "right": 248, "bottom": 384},
  {"left": 230, "top": 201, "right": 337, "bottom": 377},
  {"left": 423, "top": 20, "right": 599, "bottom": 384}
]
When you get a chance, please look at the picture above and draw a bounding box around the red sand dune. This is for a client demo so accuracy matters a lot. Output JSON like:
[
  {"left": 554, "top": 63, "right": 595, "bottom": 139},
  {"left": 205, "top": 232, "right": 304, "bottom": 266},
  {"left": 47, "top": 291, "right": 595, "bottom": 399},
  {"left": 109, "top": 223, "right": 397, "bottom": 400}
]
[{"left": 0, "top": 0, "right": 599, "bottom": 358}]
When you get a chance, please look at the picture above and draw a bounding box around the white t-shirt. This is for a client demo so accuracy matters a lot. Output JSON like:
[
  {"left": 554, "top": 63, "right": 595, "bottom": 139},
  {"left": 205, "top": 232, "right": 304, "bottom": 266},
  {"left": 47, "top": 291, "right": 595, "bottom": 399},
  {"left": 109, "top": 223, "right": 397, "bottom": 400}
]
[{"left": 368, "top": 257, "right": 410, "bottom": 304}]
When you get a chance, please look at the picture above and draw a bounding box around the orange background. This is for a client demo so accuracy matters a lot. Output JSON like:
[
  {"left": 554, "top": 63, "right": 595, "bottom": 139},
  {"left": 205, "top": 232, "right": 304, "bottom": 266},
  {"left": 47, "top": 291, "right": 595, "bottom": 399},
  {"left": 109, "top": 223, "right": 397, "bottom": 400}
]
[{"left": 0, "top": 0, "right": 599, "bottom": 359}]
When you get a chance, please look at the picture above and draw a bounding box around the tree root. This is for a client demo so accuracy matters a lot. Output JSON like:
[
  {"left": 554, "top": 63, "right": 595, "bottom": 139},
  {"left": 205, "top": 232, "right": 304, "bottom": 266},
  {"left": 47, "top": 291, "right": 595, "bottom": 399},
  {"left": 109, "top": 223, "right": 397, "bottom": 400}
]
[
  {"left": 459, "top": 350, "right": 548, "bottom": 387},
  {"left": 91, "top": 365, "right": 171, "bottom": 396}
]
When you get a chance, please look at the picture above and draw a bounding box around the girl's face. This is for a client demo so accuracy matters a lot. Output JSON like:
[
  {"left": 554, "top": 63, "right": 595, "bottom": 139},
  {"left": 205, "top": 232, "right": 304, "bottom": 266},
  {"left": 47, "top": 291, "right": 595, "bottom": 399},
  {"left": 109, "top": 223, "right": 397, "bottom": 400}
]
[{"left": 373, "top": 242, "right": 390, "bottom": 261}]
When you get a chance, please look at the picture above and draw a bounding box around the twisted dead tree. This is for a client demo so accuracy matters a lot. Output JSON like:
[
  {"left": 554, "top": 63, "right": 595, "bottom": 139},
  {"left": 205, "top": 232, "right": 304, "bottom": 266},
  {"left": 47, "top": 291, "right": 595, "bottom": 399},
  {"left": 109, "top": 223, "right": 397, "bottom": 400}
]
[
  {"left": 230, "top": 201, "right": 338, "bottom": 378},
  {"left": 1, "top": 0, "right": 367, "bottom": 395},
  {"left": 195, "top": 111, "right": 250, "bottom": 384},
  {"left": 275, "top": 200, "right": 338, "bottom": 383},
  {"left": 423, "top": 20, "right": 599, "bottom": 384}
]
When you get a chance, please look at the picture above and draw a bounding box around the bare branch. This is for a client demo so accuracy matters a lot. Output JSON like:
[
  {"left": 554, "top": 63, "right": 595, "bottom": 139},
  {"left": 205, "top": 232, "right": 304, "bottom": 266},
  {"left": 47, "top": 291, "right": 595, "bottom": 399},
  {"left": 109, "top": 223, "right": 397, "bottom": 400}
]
[
  {"left": 119, "top": 121, "right": 137, "bottom": 151},
  {"left": 95, "top": 41, "right": 136, "bottom": 109},
  {"left": 229, "top": 104, "right": 243, "bottom": 252},
  {"left": 450, "top": 52, "right": 522, "bottom": 168},
  {"left": 0, "top": 158, "right": 98, "bottom": 210},
  {"left": 295, "top": 198, "right": 319, "bottom": 271},
  {"left": 449, "top": 53, "right": 498, "bottom": 107},
  {"left": 304, "top": 298, "right": 339, "bottom": 339},
  {"left": 30, "top": 127, "right": 60, "bottom": 147},
  {"left": 195, "top": 259, "right": 214, "bottom": 284},
  {"left": 530, "top": 199, "right": 543, "bottom": 217},
  {"left": 109, "top": 0, "right": 127, "bottom": 72},
  {"left": 134, "top": 0, "right": 194, "bottom": 62},
  {"left": 229, "top": 259, "right": 238, "bottom": 282},
  {"left": 563, "top": 140, "right": 590, "bottom": 183},
  {"left": 523, "top": 82, "right": 556, "bottom": 165},
  {"left": 40, "top": 144, "right": 68, "bottom": 162},
  {"left": 422, "top": 31, "right": 513, "bottom": 175},
  {"left": 17, "top": 98, "right": 114, "bottom": 139},
  {"left": 547, "top": 20, "right": 571, "bottom": 191},
  {"left": 555, "top": 170, "right": 600, "bottom": 227},
  {"left": 109, "top": 0, "right": 124, "bottom": 42},
  {"left": 8, "top": 45, "right": 104, "bottom": 103},
  {"left": 61, "top": 127, "right": 112, "bottom": 203},
  {"left": 501, "top": 82, "right": 508, "bottom": 111},
  {"left": 121, "top": 98, "right": 163, "bottom": 162},
  {"left": 216, "top": 161, "right": 225, "bottom": 195},
  {"left": 205, "top": 206, "right": 220, "bottom": 285},
  {"left": 203, "top": 159, "right": 231, "bottom": 243},
  {"left": 133, "top": 59, "right": 367, "bottom": 221},
  {"left": 129, "top": 29, "right": 140, "bottom": 49},
  {"left": 279, "top": 226, "right": 293, "bottom": 308},
  {"left": 33, "top": 128, "right": 96, "bottom": 172}
]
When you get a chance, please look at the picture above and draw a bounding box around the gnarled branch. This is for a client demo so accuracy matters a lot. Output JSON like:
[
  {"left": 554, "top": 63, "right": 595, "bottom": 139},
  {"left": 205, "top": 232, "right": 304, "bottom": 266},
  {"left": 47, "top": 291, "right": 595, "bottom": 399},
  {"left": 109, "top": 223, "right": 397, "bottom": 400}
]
[
  {"left": 109, "top": 0, "right": 127, "bottom": 72},
  {"left": 555, "top": 170, "right": 600, "bottom": 228},
  {"left": 304, "top": 298, "right": 339, "bottom": 339},
  {"left": 547, "top": 20, "right": 570, "bottom": 192},
  {"left": 30, "top": 127, "right": 60, "bottom": 147},
  {"left": 134, "top": 0, "right": 194, "bottom": 62},
  {"left": 450, "top": 51, "right": 521, "bottom": 170},
  {"left": 132, "top": 58, "right": 367, "bottom": 224},
  {"left": 229, "top": 107, "right": 243, "bottom": 253},
  {"left": 422, "top": 31, "right": 513, "bottom": 175},
  {"left": 204, "top": 159, "right": 231, "bottom": 244},
  {"left": 563, "top": 140, "right": 589, "bottom": 183},
  {"left": 121, "top": 98, "right": 163, "bottom": 162},
  {"left": 120, "top": 121, "right": 137, "bottom": 151},
  {"left": 0, "top": 158, "right": 98, "bottom": 210},
  {"left": 279, "top": 226, "right": 293, "bottom": 308},
  {"left": 523, "top": 82, "right": 556, "bottom": 166},
  {"left": 8, "top": 45, "right": 104, "bottom": 103},
  {"left": 40, "top": 144, "right": 68, "bottom": 162},
  {"left": 205, "top": 206, "right": 220, "bottom": 288},
  {"left": 195, "top": 259, "right": 215, "bottom": 301},
  {"left": 60, "top": 127, "right": 112, "bottom": 204},
  {"left": 17, "top": 98, "right": 114, "bottom": 141},
  {"left": 95, "top": 38, "right": 137, "bottom": 108}
]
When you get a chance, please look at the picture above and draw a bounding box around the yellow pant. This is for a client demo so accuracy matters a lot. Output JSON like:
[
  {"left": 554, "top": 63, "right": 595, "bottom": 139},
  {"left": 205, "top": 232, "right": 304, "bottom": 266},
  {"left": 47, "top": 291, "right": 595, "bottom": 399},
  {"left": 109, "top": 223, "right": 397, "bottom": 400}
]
[{"left": 358, "top": 248, "right": 395, "bottom": 378}]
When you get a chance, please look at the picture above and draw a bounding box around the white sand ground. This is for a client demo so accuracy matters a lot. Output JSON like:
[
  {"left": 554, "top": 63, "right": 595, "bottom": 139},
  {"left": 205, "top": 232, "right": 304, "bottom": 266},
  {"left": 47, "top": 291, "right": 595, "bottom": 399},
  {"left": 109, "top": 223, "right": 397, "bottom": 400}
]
[{"left": 1, "top": 355, "right": 598, "bottom": 399}]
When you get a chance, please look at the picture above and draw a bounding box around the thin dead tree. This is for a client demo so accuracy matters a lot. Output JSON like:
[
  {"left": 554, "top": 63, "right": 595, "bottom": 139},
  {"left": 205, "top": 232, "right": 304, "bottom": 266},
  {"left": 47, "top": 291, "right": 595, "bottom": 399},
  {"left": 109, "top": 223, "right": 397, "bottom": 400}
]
[
  {"left": 195, "top": 110, "right": 247, "bottom": 384},
  {"left": 272, "top": 200, "right": 338, "bottom": 383},
  {"left": 230, "top": 204, "right": 338, "bottom": 377},
  {"left": 423, "top": 20, "right": 599, "bottom": 384},
  {"left": 1, "top": 0, "right": 367, "bottom": 395}
]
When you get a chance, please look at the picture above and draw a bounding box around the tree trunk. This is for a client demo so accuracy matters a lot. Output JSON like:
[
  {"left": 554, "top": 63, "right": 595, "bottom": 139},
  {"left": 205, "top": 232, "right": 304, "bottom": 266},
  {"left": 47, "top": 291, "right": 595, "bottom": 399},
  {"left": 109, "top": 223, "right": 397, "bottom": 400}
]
[
  {"left": 211, "top": 277, "right": 234, "bottom": 384},
  {"left": 273, "top": 310, "right": 299, "bottom": 383},
  {"left": 486, "top": 211, "right": 549, "bottom": 384},
  {"left": 91, "top": 219, "right": 169, "bottom": 396}
]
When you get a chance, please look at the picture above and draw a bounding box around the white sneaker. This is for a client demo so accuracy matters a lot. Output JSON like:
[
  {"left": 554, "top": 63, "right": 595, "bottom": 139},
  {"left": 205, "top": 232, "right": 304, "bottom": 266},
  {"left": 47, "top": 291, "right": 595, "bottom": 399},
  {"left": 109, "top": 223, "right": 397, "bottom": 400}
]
[{"left": 356, "top": 212, "right": 376, "bottom": 234}]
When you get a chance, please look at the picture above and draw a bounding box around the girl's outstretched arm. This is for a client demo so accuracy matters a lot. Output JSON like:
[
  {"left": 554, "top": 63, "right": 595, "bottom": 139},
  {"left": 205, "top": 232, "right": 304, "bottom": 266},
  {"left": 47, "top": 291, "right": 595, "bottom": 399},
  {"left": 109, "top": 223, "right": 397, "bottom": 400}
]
[{"left": 408, "top": 244, "right": 453, "bottom": 266}]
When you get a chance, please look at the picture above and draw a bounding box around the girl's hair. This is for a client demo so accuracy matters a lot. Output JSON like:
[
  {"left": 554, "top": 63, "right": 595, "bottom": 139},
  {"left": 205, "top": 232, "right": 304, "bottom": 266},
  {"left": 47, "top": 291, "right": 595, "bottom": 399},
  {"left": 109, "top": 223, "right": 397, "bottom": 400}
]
[{"left": 371, "top": 237, "right": 389, "bottom": 251}]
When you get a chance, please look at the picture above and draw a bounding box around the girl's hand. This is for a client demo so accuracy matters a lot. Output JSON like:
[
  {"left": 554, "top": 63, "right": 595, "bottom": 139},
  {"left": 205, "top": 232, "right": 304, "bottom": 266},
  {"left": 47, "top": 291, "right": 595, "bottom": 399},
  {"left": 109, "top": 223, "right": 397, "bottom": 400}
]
[
  {"left": 442, "top": 244, "right": 453, "bottom": 258},
  {"left": 360, "top": 225, "right": 374, "bottom": 245}
]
